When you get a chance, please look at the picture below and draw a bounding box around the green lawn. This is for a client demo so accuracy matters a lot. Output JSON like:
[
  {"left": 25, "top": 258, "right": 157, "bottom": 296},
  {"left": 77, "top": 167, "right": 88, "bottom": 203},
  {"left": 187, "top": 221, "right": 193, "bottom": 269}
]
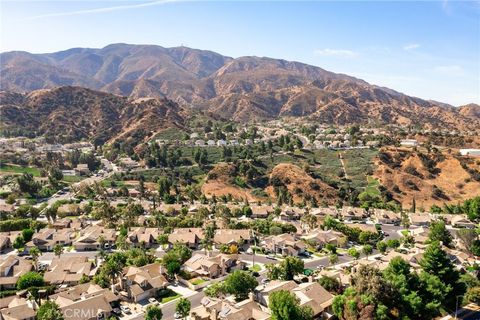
[
  {"left": 153, "top": 127, "right": 188, "bottom": 140},
  {"left": 0, "top": 164, "right": 41, "bottom": 177},
  {"left": 249, "top": 264, "right": 262, "bottom": 272},
  {"left": 62, "top": 175, "right": 85, "bottom": 183},
  {"left": 364, "top": 176, "right": 381, "bottom": 197},
  {"left": 161, "top": 293, "right": 182, "bottom": 304},
  {"left": 190, "top": 278, "right": 207, "bottom": 285}
]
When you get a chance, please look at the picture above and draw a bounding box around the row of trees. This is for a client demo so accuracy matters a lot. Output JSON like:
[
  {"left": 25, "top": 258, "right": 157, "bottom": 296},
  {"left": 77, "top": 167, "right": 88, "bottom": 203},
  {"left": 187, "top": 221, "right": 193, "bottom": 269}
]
[{"left": 332, "top": 241, "right": 468, "bottom": 319}]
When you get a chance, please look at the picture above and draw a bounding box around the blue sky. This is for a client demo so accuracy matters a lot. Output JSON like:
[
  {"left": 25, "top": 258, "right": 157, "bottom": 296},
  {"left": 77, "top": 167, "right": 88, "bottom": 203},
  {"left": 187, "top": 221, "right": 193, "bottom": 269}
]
[{"left": 1, "top": 0, "right": 479, "bottom": 106}]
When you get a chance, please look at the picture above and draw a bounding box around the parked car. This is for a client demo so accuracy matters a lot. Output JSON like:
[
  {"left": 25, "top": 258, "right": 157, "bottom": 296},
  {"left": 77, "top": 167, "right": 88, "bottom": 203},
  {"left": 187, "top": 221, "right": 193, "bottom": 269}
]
[
  {"left": 174, "top": 312, "right": 182, "bottom": 319},
  {"left": 120, "top": 306, "right": 131, "bottom": 314},
  {"left": 148, "top": 297, "right": 159, "bottom": 305}
]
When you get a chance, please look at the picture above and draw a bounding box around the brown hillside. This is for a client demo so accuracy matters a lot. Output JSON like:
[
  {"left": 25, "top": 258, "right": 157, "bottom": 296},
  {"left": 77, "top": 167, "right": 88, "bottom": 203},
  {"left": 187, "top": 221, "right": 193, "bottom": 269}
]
[
  {"left": 201, "top": 163, "right": 259, "bottom": 202},
  {"left": 2, "top": 44, "right": 478, "bottom": 129},
  {"left": 266, "top": 163, "right": 337, "bottom": 205},
  {"left": 374, "top": 147, "right": 480, "bottom": 209},
  {"left": 0, "top": 86, "right": 184, "bottom": 145}
]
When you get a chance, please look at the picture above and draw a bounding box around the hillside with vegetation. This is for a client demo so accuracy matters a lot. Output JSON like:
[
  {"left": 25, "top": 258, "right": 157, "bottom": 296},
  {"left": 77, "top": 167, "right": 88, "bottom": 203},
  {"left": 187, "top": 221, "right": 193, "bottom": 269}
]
[{"left": 374, "top": 147, "right": 480, "bottom": 209}]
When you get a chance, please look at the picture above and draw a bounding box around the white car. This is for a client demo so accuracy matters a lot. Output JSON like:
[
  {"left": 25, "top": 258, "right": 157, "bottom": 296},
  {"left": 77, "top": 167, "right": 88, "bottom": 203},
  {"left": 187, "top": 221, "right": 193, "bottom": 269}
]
[
  {"left": 120, "top": 306, "right": 131, "bottom": 314},
  {"left": 148, "top": 297, "right": 159, "bottom": 305},
  {"left": 174, "top": 312, "right": 182, "bottom": 319}
]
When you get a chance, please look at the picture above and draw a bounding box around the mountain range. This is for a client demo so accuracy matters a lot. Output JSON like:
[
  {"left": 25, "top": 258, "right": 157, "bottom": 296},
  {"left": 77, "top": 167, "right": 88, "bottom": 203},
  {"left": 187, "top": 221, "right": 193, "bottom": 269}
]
[{"left": 1, "top": 43, "right": 479, "bottom": 130}]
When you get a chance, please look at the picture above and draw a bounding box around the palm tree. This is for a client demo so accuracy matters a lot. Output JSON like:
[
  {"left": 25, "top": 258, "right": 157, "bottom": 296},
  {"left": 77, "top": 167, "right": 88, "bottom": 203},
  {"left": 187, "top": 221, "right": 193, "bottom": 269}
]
[
  {"left": 98, "top": 235, "right": 106, "bottom": 250},
  {"left": 29, "top": 247, "right": 42, "bottom": 271}
]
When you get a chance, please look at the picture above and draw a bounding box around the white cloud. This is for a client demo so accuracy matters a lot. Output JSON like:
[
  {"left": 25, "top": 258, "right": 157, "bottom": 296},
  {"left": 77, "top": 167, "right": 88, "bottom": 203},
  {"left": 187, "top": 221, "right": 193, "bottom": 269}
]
[
  {"left": 403, "top": 43, "right": 420, "bottom": 50},
  {"left": 433, "top": 65, "right": 465, "bottom": 76},
  {"left": 22, "top": 0, "right": 183, "bottom": 21},
  {"left": 313, "top": 48, "right": 358, "bottom": 58}
]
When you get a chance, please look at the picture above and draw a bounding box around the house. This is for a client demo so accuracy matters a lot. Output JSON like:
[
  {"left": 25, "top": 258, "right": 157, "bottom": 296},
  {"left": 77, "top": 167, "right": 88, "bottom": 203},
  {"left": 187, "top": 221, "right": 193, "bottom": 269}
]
[
  {"left": 0, "top": 235, "right": 11, "bottom": 253},
  {"left": 190, "top": 296, "right": 270, "bottom": 320},
  {"left": 50, "top": 283, "right": 119, "bottom": 320},
  {"left": 302, "top": 229, "right": 347, "bottom": 249},
  {"left": 0, "top": 297, "right": 36, "bottom": 320},
  {"left": 410, "top": 213, "right": 432, "bottom": 226},
  {"left": 279, "top": 206, "right": 304, "bottom": 221},
  {"left": 118, "top": 157, "right": 140, "bottom": 169},
  {"left": 217, "top": 140, "right": 227, "bottom": 147},
  {"left": 262, "top": 234, "right": 306, "bottom": 256},
  {"left": 400, "top": 139, "right": 418, "bottom": 147},
  {"left": 61, "top": 169, "right": 76, "bottom": 176},
  {"left": 250, "top": 205, "right": 274, "bottom": 219},
  {"left": 213, "top": 229, "right": 252, "bottom": 248},
  {"left": 292, "top": 282, "right": 335, "bottom": 318},
  {"left": 51, "top": 218, "right": 74, "bottom": 230},
  {"left": 372, "top": 209, "right": 401, "bottom": 225},
  {"left": 50, "top": 283, "right": 119, "bottom": 306},
  {"left": 340, "top": 207, "right": 367, "bottom": 221},
  {"left": 26, "top": 228, "right": 75, "bottom": 251},
  {"left": 73, "top": 226, "right": 117, "bottom": 251},
  {"left": 184, "top": 253, "right": 244, "bottom": 279},
  {"left": 58, "top": 295, "right": 113, "bottom": 320},
  {"left": 44, "top": 256, "right": 95, "bottom": 286},
  {"left": 0, "top": 256, "right": 33, "bottom": 290},
  {"left": 195, "top": 140, "right": 206, "bottom": 147},
  {"left": 451, "top": 215, "right": 476, "bottom": 229},
  {"left": 207, "top": 140, "right": 216, "bottom": 147},
  {"left": 121, "top": 263, "right": 168, "bottom": 302},
  {"left": 127, "top": 227, "right": 161, "bottom": 248},
  {"left": 168, "top": 228, "right": 204, "bottom": 249},
  {"left": 459, "top": 149, "right": 480, "bottom": 157},
  {"left": 256, "top": 280, "right": 298, "bottom": 306},
  {"left": 256, "top": 280, "right": 334, "bottom": 318},
  {"left": 128, "top": 188, "right": 141, "bottom": 198},
  {"left": 74, "top": 164, "right": 90, "bottom": 176},
  {"left": 310, "top": 207, "right": 339, "bottom": 218}
]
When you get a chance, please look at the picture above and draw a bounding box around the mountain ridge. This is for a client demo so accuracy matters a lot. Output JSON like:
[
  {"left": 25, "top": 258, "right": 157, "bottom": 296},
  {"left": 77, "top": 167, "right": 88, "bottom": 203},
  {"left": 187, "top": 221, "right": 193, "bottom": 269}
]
[{"left": 1, "top": 43, "right": 478, "bottom": 129}]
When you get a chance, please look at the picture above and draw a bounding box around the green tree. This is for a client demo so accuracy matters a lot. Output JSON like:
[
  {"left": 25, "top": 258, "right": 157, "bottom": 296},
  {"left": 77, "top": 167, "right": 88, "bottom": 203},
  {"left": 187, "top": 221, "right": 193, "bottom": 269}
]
[
  {"left": 428, "top": 220, "right": 453, "bottom": 247},
  {"left": 420, "top": 241, "right": 464, "bottom": 309},
  {"left": 53, "top": 243, "right": 64, "bottom": 258},
  {"left": 17, "top": 173, "right": 41, "bottom": 196},
  {"left": 318, "top": 275, "right": 341, "bottom": 293},
  {"left": 29, "top": 247, "right": 42, "bottom": 271},
  {"left": 175, "top": 298, "right": 191, "bottom": 320},
  {"left": 377, "top": 241, "right": 388, "bottom": 254},
  {"left": 145, "top": 305, "right": 163, "bottom": 320},
  {"left": 362, "top": 244, "right": 373, "bottom": 257},
  {"left": 205, "top": 282, "right": 227, "bottom": 298},
  {"left": 17, "top": 271, "right": 44, "bottom": 289},
  {"left": 224, "top": 270, "right": 258, "bottom": 301},
  {"left": 269, "top": 290, "right": 313, "bottom": 320},
  {"left": 37, "top": 301, "right": 64, "bottom": 320},
  {"left": 347, "top": 247, "right": 360, "bottom": 260},
  {"left": 21, "top": 228, "right": 34, "bottom": 242},
  {"left": 267, "top": 256, "right": 304, "bottom": 280},
  {"left": 386, "top": 239, "right": 400, "bottom": 249},
  {"left": 329, "top": 253, "right": 339, "bottom": 265}
]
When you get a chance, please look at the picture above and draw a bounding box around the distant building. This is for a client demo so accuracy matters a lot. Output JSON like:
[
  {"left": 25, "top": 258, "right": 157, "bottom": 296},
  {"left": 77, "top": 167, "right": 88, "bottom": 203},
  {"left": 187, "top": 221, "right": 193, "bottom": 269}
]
[
  {"left": 74, "top": 164, "right": 90, "bottom": 176},
  {"left": 460, "top": 149, "right": 480, "bottom": 157},
  {"left": 400, "top": 139, "right": 418, "bottom": 147}
]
